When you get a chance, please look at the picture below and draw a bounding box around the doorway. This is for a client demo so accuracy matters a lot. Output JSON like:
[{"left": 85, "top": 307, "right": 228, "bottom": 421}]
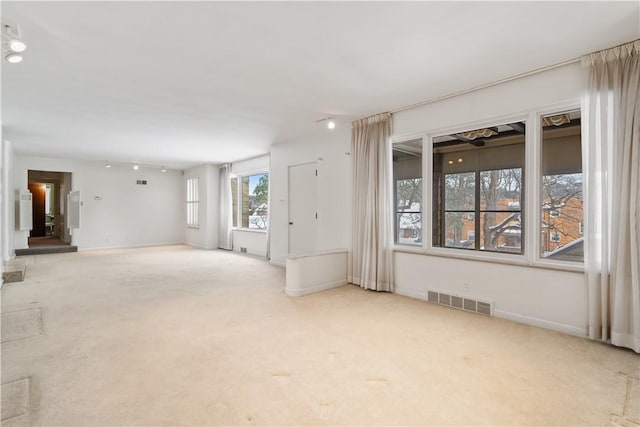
[
  {"left": 288, "top": 162, "right": 317, "bottom": 255},
  {"left": 27, "top": 170, "right": 72, "bottom": 248}
]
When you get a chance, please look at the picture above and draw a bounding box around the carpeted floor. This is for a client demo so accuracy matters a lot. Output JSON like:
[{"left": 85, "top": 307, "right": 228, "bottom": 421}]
[{"left": 1, "top": 245, "right": 638, "bottom": 426}]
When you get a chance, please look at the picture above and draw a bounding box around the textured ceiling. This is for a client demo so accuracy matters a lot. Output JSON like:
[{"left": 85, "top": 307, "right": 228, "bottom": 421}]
[{"left": 2, "top": 1, "right": 638, "bottom": 168}]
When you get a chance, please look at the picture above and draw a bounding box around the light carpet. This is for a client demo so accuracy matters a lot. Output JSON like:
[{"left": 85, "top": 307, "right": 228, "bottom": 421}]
[{"left": 1, "top": 245, "right": 638, "bottom": 426}]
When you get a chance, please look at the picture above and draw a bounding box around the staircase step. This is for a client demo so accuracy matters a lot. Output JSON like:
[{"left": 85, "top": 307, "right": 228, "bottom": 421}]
[{"left": 15, "top": 246, "right": 78, "bottom": 256}]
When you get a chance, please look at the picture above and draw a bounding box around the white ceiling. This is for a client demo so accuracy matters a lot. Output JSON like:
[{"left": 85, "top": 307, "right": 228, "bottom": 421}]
[{"left": 2, "top": 1, "right": 639, "bottom": 169}]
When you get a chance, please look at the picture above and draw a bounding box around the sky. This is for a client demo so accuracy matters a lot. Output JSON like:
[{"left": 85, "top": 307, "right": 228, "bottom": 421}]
[{"left": 249, "top": 173, "right": 267, "bottom": 195}]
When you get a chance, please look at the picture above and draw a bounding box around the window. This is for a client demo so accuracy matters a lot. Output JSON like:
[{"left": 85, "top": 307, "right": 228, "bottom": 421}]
[
  {"left": 432, "top": 121, "right": 525, "bottom": 254},
  {"left": 540, "top": 109, "right": 583, "bottom": 262},
  {"left": 393, "top": 139, "right": 422, "bottom": 245},
  {"left": 233, "top": 173, "right": 269, "bottom": 230},
  {"left": 186, "top": 177, "right": 199, "bottom": 228}
]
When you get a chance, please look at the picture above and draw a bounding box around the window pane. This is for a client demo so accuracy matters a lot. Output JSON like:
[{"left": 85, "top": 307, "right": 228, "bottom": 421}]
[
  {"left": 393, "top": 139, "right": 422, "bottom": 246},
  {"left": 241, "top": 173, "right": 269, "bottom": 230},
  {"left": 231, "top": 177, "right": 238, "bottom": 228},
  {"left": 186, "top": 177, "right": 199, "bottom": 228},
  {"left": 397, "top": 212, "right": 422, "bottom": 245},
  {"left": 541, "top": 110, "right": 583, "bottom": 262},
  {"left": 480, "top": 169, "right": 521, "bottom": 211},
  {"left": 479, "top": 211, "right": 521, "bottom": 253},
  {"left": 433, "top": 120, "right": 525, "bottom": 251},
  {"left": 445, "top": 172, "right": 475, "bottom": 211},
  {"left": 444, "top": 212, "right": 475, "bottom": 249}
]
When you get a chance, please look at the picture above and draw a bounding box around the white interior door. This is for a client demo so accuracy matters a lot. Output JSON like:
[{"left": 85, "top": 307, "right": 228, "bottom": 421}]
[{"left": 288, "top": 162, "right": 317, "bottom": 255}]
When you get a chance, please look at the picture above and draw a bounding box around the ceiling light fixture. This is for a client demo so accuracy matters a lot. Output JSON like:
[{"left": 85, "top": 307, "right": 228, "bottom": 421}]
[
  {"left": 133, "top": 164, "right": 139, "bottom": 170},
  {"left": 3, "top": 24, "right": 27, "bottom": 63},
  {"left": 4, "top": 52, "right": 22, "bottom": 63},
  {"left": 8, "top": 39, "right": 26, "bottom": 53},
  {"left": 105, "top": 162, "right": 111, "bottom": 168},
  {"left": 316, "top": 116, "right": 336, "bottom": 130},
  {"left": 161, "top": 167, "right": 167, "bottom": 173}
]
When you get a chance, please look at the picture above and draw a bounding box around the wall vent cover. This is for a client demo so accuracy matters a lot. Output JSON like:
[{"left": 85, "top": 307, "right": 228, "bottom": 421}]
[
  {"left": 427, "top": 289, "right": 492, "bottom": 317},
  {"left": 427, "top": 291, "right": 439, "bottom": 304},
  {"left": 136, "top": 180, "right": 147, "bottom": 185}
]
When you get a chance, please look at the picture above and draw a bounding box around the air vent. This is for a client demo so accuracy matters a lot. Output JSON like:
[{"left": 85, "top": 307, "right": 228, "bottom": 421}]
[
  {"left": 451, "top": 295, "right": 463, "bottom": 309},
  {"left": 136, "top": 180, "right": 147, "bottom": 185},
  {"left": 427, "top": 289, "right": 492, "bottom": 316},
  {"left": 463, "top": 298, "right": 477, "bottom": 312},
  {"left": 240, "top": 247, "right": 247, "bottom": 253},
  {"left": 438, "top": 293, "right": 451, "bottom": 306},
  {"left": 477, "top": 301, "right": 491, "bottom": 315},
  {"left": 427, "top": 291, "right": 438, "bottom": 304}
]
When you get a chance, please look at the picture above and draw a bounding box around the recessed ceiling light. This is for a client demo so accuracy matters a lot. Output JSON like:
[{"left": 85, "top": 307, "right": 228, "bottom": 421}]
[
  {"left": 133, "top": 164, "right": 139, "bottom": 170},
  {"left": 161, "top": 167, "right": 167, "bottom": 173},
  {"left": 9, "top": 39, "right": 27, "bottom": 53},
  {"left": 327, "top": 120, "right": 336, "bottom": 130},
  {"left": 457, "top": 158, "right": 463, "bottom": 163},
  {"left": 5, "top": 52, "right": 23, "bottom": 63}
]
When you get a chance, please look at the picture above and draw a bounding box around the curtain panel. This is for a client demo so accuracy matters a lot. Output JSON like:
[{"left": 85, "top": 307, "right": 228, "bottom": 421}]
[
  {"left": 351, "top": 113, "right": 394, "bottom": 291},
  {"left": 582, "top": 40, "right": 640, "bottom": 352},
  {"left": 218, "top": 163, "right": 233, "bottom": 251}
]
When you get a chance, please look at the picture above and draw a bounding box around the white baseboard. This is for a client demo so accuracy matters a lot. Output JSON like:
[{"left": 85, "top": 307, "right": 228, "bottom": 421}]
[
  {"left": 81, "top": 242, "right": 186, "bottom": 251},
  {"left": 394, "top": 286, "right": 587, "bottom": 338},
  {"left": 493, "top": 309, "right": 587, "bottom": 337},
  {"left": 394, "top": 286, "right": 428, "bottom": 301},
  {"left": 285, "top": 279, "right": 347, "bottom": 297},
  {"left": 270, "top": 259, "right": 286, "bottom": 268}
]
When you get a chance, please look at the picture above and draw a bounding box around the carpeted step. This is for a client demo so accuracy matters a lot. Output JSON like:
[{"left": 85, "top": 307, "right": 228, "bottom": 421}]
[{"left": 15, "top": 246, "right": 78, "bottom": 256}]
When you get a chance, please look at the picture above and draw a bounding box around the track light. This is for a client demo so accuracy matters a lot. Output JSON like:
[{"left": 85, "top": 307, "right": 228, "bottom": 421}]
[
  {"left": 8, "top": 39, "right": 26, "bottom": 53},
  {"left": 3, "top": 24, "right": 27, "bottom": 63},
  {"left": 5, "top": 52, "right": 22, "bottom": 63},
  {"left": 316, "top": 116, "right": 336, "bottom": 130}
]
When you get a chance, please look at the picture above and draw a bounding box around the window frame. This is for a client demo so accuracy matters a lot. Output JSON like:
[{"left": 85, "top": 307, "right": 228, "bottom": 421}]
[
  {"left": 186, "top": 176, "right": 200, "bottom": 229},
  {"left": 230, "top": 171, "right": 269, "bottom": 233},
  {"left": 391, "top": 100, "right": 583, "bottom": 272}
]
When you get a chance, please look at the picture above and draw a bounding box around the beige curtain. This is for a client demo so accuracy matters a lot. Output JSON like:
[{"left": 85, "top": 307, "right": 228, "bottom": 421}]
[
  {"left": 582, "top": 40, "right": 640, "bottom": 353},
  {"left": 350, "top": 113, "right": 394, "bottom": 291},
  {"left": 218, "top": 163, "right": 233, "bottom": 251}
]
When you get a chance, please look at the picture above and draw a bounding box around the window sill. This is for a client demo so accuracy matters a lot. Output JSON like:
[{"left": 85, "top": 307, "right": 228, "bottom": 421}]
[
  {"left": 233, "top": 228, "right": 268, "bottom": 234},
  {"left": 393, "top": 245, "right": 584, "bottom": 273}
]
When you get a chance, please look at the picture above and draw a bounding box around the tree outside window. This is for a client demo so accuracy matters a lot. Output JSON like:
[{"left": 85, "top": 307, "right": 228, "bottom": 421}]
[{"left": 241, "top": 173, "right": 269, "bottom": 230}]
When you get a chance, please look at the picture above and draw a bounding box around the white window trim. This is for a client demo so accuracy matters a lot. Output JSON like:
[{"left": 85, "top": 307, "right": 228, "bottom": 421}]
[{"left": 391, "top": 100, "right": 584, "bottom": 273}]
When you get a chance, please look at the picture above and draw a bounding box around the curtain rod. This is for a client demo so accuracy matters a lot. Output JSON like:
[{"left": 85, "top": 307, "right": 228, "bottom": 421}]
[{"left": 391, "top": 57, "right": 581, "bottom": 114}]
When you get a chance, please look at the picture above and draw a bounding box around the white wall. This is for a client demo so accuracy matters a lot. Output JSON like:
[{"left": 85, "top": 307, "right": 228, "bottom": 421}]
[
  {"left": 231, "top": 155, "right": 270, "bottom": 257},
  {"left": 270, "top": 129, "right": 351, "bottom": 267},
  {"left": 391, "top": 62, "right": 588, "bottom": 336},
  {"left": 184, "top": 164, "right": 218, "bottom": 249},
  {"left": 1, "top": 139, "right": 16, "bottom": 261},
  {"left": 13, "top": 155, "right": 185, "bottom": 250}
]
